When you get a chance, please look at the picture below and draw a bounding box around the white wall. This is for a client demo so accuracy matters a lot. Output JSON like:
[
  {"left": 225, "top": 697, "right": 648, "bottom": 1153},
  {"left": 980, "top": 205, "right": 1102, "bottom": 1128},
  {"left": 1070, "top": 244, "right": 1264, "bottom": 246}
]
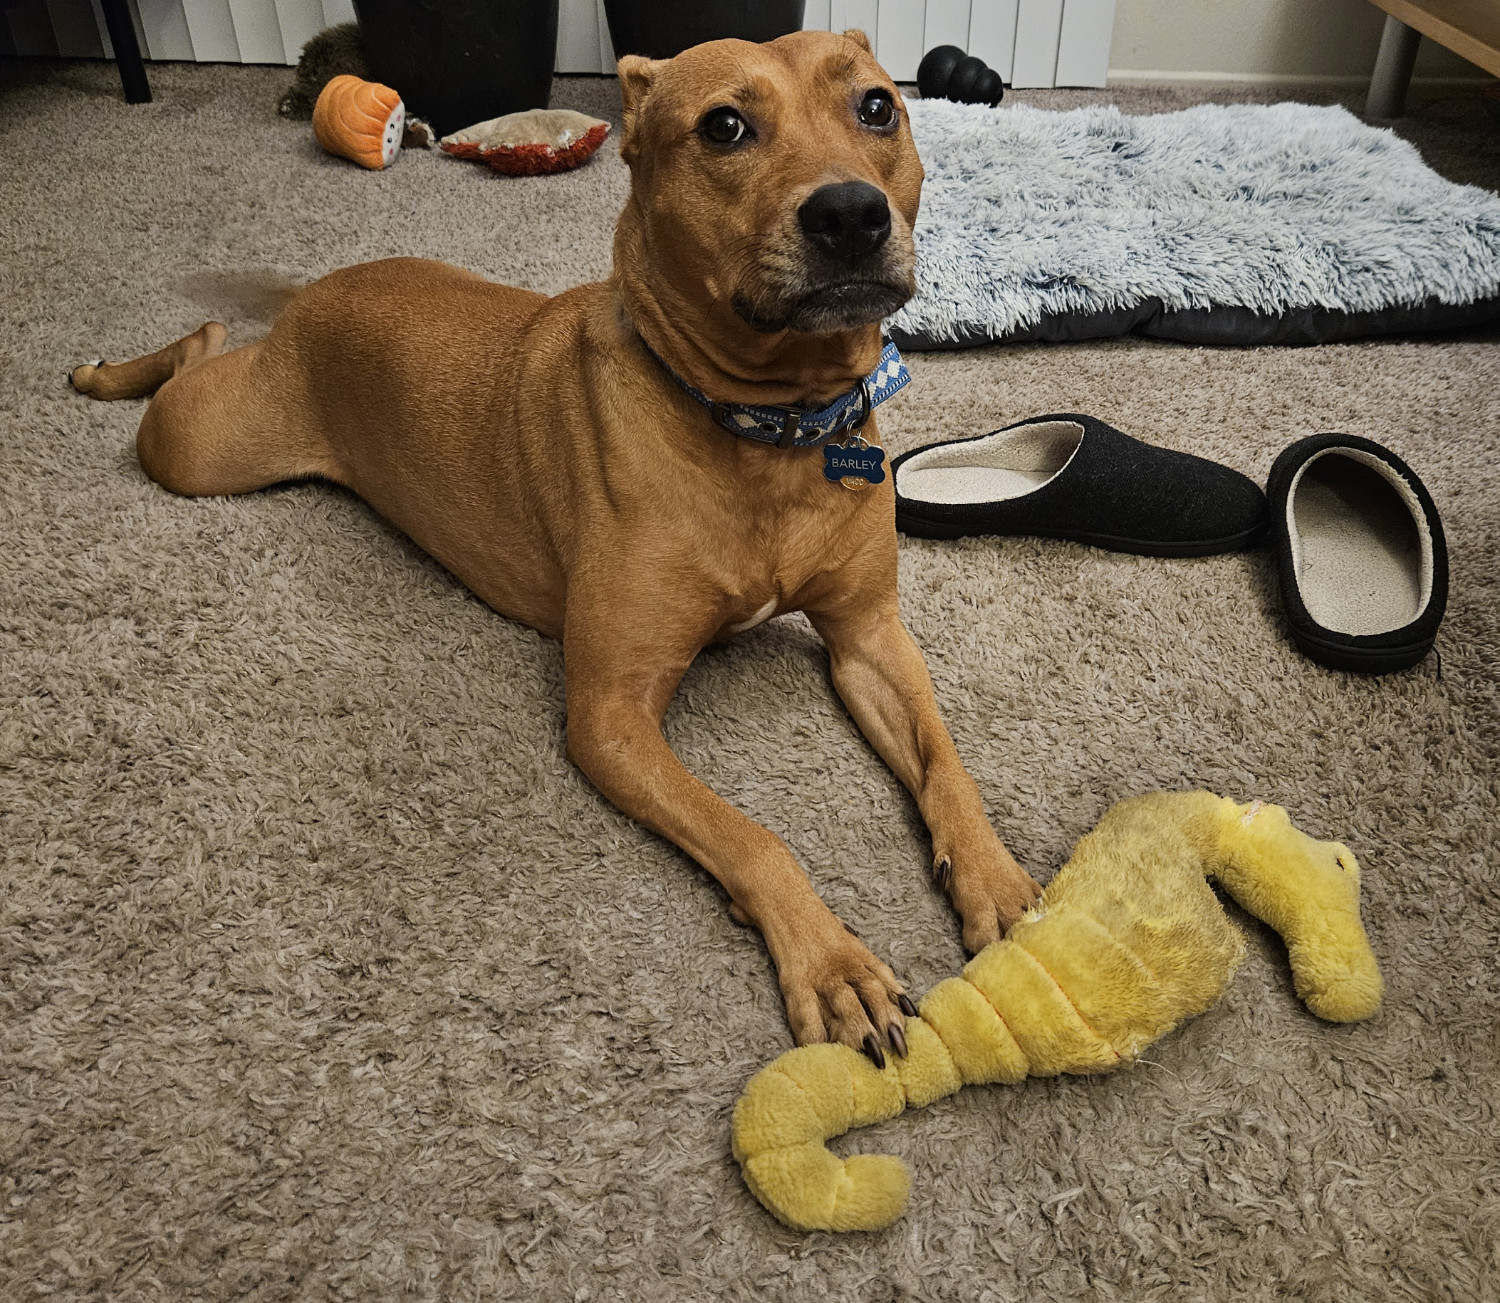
[{"left": 1109, "top": 0, "right": 1485, "bottom": 83}]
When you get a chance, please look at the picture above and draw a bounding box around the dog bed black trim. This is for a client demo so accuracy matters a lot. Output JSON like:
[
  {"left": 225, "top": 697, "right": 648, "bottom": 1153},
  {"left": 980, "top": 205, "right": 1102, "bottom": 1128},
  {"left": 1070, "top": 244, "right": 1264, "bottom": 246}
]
[{"left": 889, "top": 294, "right": 1500, "bottom": 351}]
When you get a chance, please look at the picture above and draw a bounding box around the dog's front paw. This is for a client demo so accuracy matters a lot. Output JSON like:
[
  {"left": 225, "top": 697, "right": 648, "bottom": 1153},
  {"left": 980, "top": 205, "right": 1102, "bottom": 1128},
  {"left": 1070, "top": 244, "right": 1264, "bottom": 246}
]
[
  {"left": 769, "top": 906, "right": 914, "bottom": 1066},
  {"left": 936, "top": 836, "right": 1043, "bottom": 954}
]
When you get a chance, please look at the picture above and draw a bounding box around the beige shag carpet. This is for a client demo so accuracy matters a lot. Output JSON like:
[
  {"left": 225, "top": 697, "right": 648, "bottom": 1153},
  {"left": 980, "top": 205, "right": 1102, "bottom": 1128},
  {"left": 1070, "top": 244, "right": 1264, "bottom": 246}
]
[{"left": 2, "top": 59, "right": 1497, "bottom": 1303}]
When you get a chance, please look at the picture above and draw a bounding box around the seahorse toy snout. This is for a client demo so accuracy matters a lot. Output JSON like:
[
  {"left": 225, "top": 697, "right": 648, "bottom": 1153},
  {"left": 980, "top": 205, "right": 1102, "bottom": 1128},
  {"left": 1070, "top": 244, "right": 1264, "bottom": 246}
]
[{"left": 732, "top": 792, "right": 1383, "bottom": 1232}]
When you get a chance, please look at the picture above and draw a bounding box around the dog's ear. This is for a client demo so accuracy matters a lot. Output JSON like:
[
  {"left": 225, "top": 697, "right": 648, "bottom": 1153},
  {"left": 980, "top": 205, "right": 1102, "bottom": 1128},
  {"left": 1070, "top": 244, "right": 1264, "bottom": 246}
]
[
  {"left": 841, "top": 28, "right": 873, "bottom": 53},
  {"left": 617, "top": 54, "right": 663, "bottom": 165}
]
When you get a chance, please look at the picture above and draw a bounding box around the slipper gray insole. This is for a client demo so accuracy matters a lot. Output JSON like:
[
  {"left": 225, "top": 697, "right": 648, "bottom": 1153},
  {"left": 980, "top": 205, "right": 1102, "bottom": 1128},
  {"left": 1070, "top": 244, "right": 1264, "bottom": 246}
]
[
  {"left": 896, "top": 421, "right": 1084, "bottom": 506},
  {"left": 1294, "top": 457, "right": 1423, "bottom": 636}
]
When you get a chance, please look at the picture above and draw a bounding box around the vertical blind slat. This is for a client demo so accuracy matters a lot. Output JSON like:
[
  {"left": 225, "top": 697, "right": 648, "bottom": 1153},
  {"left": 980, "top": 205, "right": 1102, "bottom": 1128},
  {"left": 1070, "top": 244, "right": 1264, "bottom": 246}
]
[
  {"left": 227, "top": 0, "right": 285, "bottom": 63},
  {"left": 88, "top": 0, "right": 116, "bottom": 59},
  {"left": 1011, "top": 0, "right": 1063, "bottom": 86},
  {"left": 842, "top": 0, "right": 878, "bottom": 44},
  {"left": 138, "top": 0, "right": 193, "bottom": 59},
  {"left": 273, "top": 0, "right": 320, "bottom": 63},
  {"left": 183, "top": 1, "right": 241, "bottom": 61},
  {"left": 557, "top": 0, "right": 601, "bottom": 73},
  {"left": 922, "top": 0, "right": 969, "bottom": 54},
  {"left": 968, "top": 0, "right": 1020, "bottom": 82},
  {"left": 594, "top": 0, "right": 614, "bottom": 73},
  {"left": 47, "top": 0, "right": 105, "bottom": 55},
  {"left": 1053, "top": 0, "right": 1115, "bottom": 87},
  {"left": 8, "top": 4, "right": 60, "bottom": 56},
  {"left": 877, "top": 0, "right": 928, "bottom": 81}
]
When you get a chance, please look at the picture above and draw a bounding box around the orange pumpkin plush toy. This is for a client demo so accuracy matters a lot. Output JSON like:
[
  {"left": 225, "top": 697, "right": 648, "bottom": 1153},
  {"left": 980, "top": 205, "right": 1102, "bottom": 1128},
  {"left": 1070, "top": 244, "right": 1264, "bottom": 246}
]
[{"left": 313, "top": 74, "right": 405, "bottom": 170}]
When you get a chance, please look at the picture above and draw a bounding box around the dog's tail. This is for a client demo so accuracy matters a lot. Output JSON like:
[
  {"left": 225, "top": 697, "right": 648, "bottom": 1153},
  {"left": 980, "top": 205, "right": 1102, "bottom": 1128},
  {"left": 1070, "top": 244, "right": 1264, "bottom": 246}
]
[{"left": 173, "top": 267, "right": 305, "bottom": 325}]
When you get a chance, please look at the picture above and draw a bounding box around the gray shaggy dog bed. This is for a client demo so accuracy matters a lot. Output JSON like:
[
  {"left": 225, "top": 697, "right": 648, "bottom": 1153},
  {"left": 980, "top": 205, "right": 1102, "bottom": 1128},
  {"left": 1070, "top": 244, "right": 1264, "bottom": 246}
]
[{"left": 889, "top": 100, "right": 1500, "bottom": 349}]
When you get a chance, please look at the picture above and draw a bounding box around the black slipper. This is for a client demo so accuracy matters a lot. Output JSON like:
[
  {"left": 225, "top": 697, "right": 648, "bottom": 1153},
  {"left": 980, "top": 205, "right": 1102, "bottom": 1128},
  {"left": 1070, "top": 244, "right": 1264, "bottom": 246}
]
[
  {"left": 892, "top": 413, "right": 1268, "bottom": 556},
  {"left": 1266, "top": 434, "right": 1447, "bottom": 674}
]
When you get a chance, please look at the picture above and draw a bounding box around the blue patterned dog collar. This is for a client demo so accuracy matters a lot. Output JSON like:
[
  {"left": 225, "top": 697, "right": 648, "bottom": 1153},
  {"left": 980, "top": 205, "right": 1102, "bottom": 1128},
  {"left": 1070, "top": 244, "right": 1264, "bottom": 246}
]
[{"left": 641, "top": 337, "right": 911, "bottom": 451}]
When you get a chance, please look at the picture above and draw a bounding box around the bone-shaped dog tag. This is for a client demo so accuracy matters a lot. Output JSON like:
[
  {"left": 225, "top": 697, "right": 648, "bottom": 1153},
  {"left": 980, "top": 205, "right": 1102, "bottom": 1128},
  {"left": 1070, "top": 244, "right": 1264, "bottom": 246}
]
[{"left": 823, "top": 440, "right": 886, "bottom": 490}]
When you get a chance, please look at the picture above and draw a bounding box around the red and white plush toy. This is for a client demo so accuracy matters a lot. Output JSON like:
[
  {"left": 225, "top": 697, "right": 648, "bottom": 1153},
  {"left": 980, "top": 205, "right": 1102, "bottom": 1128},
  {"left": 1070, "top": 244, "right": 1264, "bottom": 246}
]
[{"left": 440, "top": 109, "right": 611, "bottom": 175}]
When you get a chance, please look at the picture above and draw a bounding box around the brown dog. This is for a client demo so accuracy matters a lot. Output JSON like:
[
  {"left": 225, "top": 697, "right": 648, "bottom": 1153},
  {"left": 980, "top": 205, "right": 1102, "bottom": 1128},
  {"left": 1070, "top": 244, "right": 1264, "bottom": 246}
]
[{"left": 71, "top": 29, "right": 1040, "bottom": 1063}]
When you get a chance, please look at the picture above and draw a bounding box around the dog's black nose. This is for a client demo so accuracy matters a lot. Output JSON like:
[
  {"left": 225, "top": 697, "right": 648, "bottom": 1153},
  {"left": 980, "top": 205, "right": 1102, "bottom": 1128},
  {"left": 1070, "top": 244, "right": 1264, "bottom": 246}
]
[{"left": 798, "top": 182, "right": 891, "bottom": 261}]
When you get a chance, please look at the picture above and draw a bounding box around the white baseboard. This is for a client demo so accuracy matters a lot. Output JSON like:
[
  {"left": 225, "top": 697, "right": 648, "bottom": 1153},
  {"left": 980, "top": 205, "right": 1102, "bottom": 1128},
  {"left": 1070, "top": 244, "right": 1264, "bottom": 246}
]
[{"left": 1107, "top": 68, "right": 1493, "bottom": 90}]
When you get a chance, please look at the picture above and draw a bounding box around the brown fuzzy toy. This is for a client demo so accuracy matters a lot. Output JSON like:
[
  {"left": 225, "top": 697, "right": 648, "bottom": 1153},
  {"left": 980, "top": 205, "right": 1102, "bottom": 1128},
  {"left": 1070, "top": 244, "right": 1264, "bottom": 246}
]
[
  {"left": 279, "top": 23, "right": 433, "bottom": 148},
  {"left": 278, "top": 23, "right": 369, "bottom": 120}
]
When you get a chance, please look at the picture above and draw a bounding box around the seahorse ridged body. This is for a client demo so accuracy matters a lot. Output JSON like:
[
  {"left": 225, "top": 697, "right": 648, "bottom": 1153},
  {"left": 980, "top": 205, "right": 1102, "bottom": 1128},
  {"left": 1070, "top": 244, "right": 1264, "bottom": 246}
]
[{"left": 732, "top": 792, "right": 1383, "bottom": 1232}]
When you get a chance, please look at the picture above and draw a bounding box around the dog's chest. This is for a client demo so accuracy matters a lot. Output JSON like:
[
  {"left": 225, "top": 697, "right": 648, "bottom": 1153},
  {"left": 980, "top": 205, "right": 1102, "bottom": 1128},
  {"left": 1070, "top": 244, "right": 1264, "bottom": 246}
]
[
  {"left": 724, "top": 596, "right": 779, "bottom": 635},
  {"left": 679, "top": 443, "right": 883, "bottom": 642},
  {"left": 706, "top": 519, "right": 860, "bottom": 641}
]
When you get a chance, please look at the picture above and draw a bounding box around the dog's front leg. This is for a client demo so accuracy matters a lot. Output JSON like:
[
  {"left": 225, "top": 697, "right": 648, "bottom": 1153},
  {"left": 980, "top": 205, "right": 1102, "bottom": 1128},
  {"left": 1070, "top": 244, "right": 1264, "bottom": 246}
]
[
  {"left": 810, "top": 601, "right": 1042, "bottom": 952},
  {"left": 562, "top": 613, "right": 912, "bottom": 1061}
]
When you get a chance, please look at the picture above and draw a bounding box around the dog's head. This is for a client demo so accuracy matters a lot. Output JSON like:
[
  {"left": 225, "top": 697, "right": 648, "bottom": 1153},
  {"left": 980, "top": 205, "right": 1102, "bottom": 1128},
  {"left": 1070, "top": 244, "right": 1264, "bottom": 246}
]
[{"left": 615, "top": 30, "right": 923, "bottom": 339}]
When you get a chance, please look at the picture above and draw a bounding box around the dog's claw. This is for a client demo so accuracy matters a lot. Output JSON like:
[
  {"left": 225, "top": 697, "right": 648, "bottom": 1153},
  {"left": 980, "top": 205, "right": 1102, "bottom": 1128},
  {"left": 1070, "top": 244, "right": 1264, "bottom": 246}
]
[
  {"left": 776, "top": 908, "right": 908, "bottom": 1055},
  {"left": 897, "top": 993, "right": 917, "bottom": 1018},
  {"left": 933, "top": 854, "right": 954, "bottom": 893},
  {"left": 888, "top": 1022, "right": 907, "bottom": 1058}
]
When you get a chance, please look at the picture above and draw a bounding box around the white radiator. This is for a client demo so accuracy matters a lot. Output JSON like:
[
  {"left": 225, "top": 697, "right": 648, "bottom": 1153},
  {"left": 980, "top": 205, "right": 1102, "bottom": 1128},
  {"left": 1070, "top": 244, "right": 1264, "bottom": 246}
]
[
  {"left": 8, "top": 0, "right": 1115, "bottom": 88},
  {"left": 561, "top": 0, "right": 1118, "bottom": 86}
]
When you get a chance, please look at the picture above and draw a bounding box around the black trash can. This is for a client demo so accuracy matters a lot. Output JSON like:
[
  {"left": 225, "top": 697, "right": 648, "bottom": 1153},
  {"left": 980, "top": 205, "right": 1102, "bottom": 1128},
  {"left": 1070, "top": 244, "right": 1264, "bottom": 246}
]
[
  {"left": 603, "top": 0, "right": 806, "bottom": 60},
  {"left": 353, "top": 0, "right": 560, "bottom": 137}
]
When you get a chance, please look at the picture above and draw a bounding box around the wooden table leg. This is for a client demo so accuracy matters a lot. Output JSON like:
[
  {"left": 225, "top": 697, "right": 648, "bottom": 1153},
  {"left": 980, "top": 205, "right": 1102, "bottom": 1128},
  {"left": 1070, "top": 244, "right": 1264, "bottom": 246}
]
[
  {"left": 1365, "top": 13, "right": 1421, "bottom": 119},
  {"left": 98, "top": 0, "right": 152, "bottom": 104}
]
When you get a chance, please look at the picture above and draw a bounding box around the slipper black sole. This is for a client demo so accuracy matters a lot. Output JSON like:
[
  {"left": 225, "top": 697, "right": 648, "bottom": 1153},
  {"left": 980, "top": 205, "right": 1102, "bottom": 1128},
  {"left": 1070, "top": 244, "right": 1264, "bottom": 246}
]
[
  {"left": 1287, "top": 626, "right": 1436, "bottom": 676},
  {"left": 896, "top": 510, "right": 1269, "bottom": 557}
]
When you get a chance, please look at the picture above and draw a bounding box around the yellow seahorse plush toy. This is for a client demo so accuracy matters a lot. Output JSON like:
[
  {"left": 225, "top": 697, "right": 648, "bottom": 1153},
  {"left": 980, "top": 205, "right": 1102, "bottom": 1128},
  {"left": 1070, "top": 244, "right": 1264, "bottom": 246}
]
[{"left": 732, "top": 792, "right": 1383, "bottom": 1232}]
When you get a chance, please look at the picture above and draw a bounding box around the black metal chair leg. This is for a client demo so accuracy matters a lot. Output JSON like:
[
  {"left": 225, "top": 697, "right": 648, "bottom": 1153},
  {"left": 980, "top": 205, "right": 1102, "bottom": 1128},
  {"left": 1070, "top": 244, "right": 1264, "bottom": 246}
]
[{"left": 98, "top": 0, "right": 152, "bottom": 104}]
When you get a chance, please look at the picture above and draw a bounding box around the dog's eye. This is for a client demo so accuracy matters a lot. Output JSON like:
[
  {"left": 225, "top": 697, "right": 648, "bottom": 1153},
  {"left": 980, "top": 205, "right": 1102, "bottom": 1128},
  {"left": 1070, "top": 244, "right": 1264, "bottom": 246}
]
[
  {"left": 858, "top": 90, "right": 896, "bottom": 129},
  {"left": 699, "top": 107, "right": 750, "bottom": 146}
]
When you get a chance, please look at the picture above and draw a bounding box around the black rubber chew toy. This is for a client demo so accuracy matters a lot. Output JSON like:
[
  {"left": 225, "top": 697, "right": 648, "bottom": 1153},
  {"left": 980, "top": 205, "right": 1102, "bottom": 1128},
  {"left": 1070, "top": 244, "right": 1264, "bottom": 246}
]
[{"left": 917, "top": 44, "right": 1005, "bottom": 107}]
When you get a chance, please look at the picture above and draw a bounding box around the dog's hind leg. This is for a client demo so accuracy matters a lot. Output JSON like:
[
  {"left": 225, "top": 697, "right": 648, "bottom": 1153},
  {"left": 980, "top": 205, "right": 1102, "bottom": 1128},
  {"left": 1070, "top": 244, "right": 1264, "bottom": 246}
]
[
  {"left": 75, "top": 323, "right": 340, "bottom": 497},
  {"left": 69, "top": 321, "right": 229, "bottom": 402}
]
